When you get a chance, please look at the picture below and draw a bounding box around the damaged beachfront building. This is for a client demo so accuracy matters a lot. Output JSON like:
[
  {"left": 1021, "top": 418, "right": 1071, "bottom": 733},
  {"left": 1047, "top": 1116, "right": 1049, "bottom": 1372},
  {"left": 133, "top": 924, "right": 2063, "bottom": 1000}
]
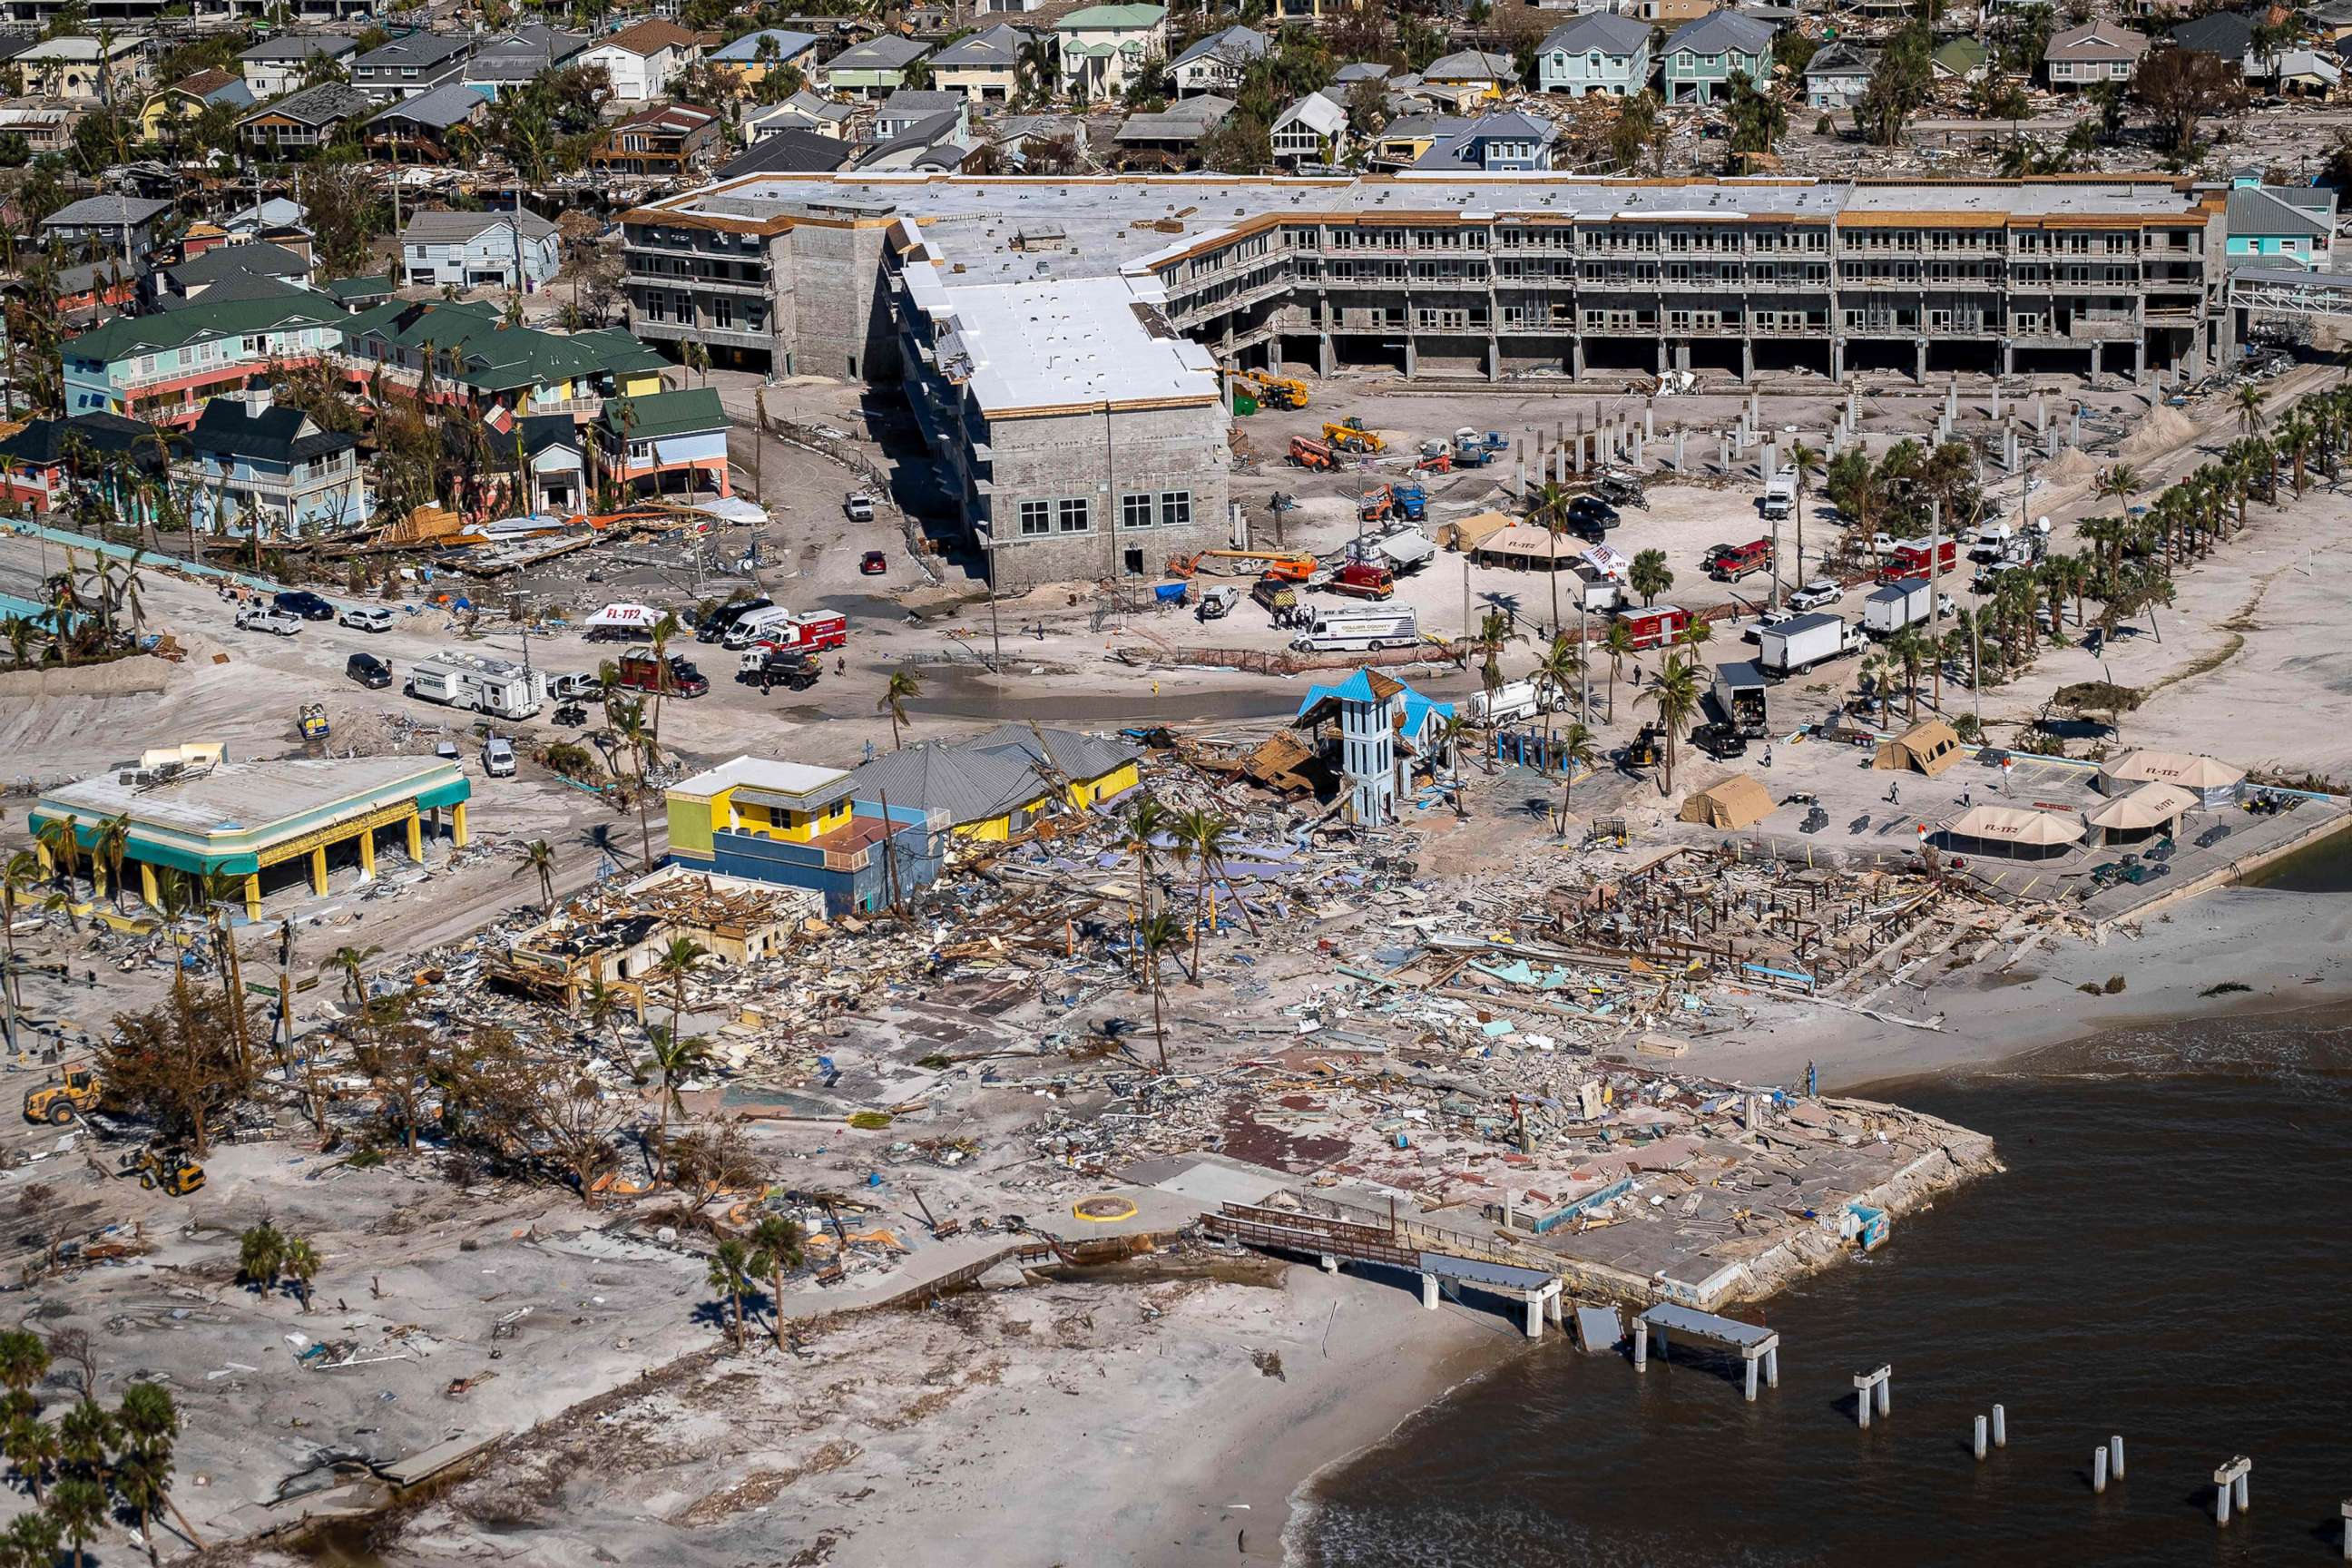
[
  {"left": 662, "top": 758, "right": 949, "bottom": 916},
  {"left": 492, "top": 865, "right": 821, "bottom": 1012}
]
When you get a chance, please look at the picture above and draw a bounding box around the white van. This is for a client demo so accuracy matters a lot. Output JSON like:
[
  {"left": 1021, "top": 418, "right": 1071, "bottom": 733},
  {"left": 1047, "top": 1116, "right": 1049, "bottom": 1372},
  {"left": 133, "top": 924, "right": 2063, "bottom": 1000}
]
[
  {"left": 722, "top": 606, "right": 797, "bottom": 650},
  {"left": 1289, "top": 607, "right": 1419, "bottom": 652}
]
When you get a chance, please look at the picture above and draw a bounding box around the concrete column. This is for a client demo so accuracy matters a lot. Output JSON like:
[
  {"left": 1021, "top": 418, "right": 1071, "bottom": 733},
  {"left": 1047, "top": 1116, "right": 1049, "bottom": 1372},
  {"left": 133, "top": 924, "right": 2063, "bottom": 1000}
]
[
  {"left": 1318, "top": 333, "right": 1334, "bottom": 377},
  {"left": 2034, "top": 393, "right": 2046, "bottom": 433},
  {"left": 1764, "top": 1347, "right": 1779, "bottom": 1388},
  {"left": 357, "top": 827, "right": 376, "bottom": 881},
  {"left": 138, "top": 861, "right": 158, "bottom": 907},
  {"left": 2110, "top": 1436, "right": 2124, "bottom": 1479},
  {"left": 406, "top": 809, "right": 423, "bottom": 861},
  {"left": 1571, "top": 337, "right": 1585, "bottom": 380},
  {"left": 2133, "top": 338, "right": 2146, "bottom": 383},
  {"left": 2219, "top": 1485, "right": 2233, "bottom": 1526},
  {"left": 1945, "top": 377, "right": 1958, "bottom": 425},
  {"left": 1631, "top": 434, "right": 1643, "bottom": 468},
  {"left": 1746, "top": 389, "right": 1759, "bottom": 430},
  {"left": 1830, "top": 340, "right": 1845, "bottom": 383},
  {"left": 1402, "top": 339, "right": 1417, "bottom": 377},
  {"left": 1741, "top": 338, "right": 1754, "bottom": 382},
  {"left": 1974, "top": 1416, "right": 1988, "bottom": 1461},
  {"left": 1486, "top": 340, "right": 1500, "bottom": 382},
  {"left": 1875, "top": 1377, "right": 1888, "bottom": 1416},
  {"left": 1643, "top": 404, "right": 1654, "bottom": 439},
  {"left": 1633, "top": 1319, "right": 1647, "bottom": 1370},
  {"left": 1992, "top": 1404, "right": 2005, "bottom": 1446},
  {"left": 309, "top": 845, "right": 328, "bottom": 897},
  {"left": 1991, "top": 382, "right": 2002, "bottom": 421},
  {"left": 2236, "top": 1474, "right": 2250, "bottom": 1514},
  {"left": 2044, "top": 426, "right": 2058, "bottom": 460},
  {"left": 1674, "top": 430, "right": 1686, "bottom": 471},
  {"left": 1743, "top": 1355, "right": 1759, "bottom": 1402},
  {"left": 1318, "top": 1253, "right": 1338, "bottom": 1273},
  {"left": 1856, "top": 1383, "right": 1871, "bottom": 1428},
  {"left": 1915, "top": 338, "right": 1927, "bottom": 385},
  {"left": 1420, "top": 1271, "right": 1437, "bottom": 1309},
  {"left": 1523, "top": 1293, "right": 1542, "bottom": 1339},
  {"left": 1719, "top": 436, "right": 1731, "bottom": 474},
  {"left": 2094, "top": 1447, "right": 2109, "bottom": 1494},
  {"left": 451, "top": 802, "right": 470, "bottom": 847},
  {"left": 243, "top": 873, "right": 261, "bottom": 922},
  {"left": 1544, "top": 1289, "right": 1563, "bottom": 1327},
  {"left": 2071, "top": 402, "right": 2082, "bottom": 447}
]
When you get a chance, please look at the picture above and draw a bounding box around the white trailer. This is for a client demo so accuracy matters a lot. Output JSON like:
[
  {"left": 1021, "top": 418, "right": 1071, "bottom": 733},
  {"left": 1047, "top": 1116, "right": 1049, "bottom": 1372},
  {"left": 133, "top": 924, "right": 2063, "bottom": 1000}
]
[
  {"left": 1371, "top": 529, "right": 1437, "bottom": 573},
  {"left": 1467, "top": 676, "right": 1565, "bottom": 727},
  {"left": 1756, "top": 612, "right": 1865, "bottom": 678},
  {"left": 1289, "top": 607, "right": 1419, "bottom": 652},
  {"left": 406, "top": 651, "right": 547, "bottom": 719}
]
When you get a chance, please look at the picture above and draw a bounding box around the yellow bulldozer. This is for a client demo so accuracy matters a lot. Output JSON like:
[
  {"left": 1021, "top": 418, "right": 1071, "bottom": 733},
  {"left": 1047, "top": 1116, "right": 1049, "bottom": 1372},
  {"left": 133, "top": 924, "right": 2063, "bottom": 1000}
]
[
  {"left": 24, "top": 1066, "right": 100, "bottom": 1126},
  {"left": 120, "top": 1147, "right": 205, "bottom": 1195},
  {"left": 1322, "top": 417, "right": 1385, "bottom": 455},
  {"left": 1238, "top": 369, "right": 1309, "bottom": 410}
]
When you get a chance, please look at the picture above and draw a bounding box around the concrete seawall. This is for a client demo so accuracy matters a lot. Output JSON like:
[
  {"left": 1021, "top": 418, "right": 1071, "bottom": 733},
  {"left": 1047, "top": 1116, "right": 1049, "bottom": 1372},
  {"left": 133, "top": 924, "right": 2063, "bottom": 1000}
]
[{"left": 0, "top": 656, "right": 172, "bottom": 701}]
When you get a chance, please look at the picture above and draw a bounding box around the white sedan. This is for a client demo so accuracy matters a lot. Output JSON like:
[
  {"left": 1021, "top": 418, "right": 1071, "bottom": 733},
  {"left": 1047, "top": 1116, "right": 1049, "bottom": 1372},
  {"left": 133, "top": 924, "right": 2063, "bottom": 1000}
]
[
  {"left": 338, "top": 605, "right": 395, "bottom": 632},
  {"left": 1787, "top": 579, "right": 1843, "bottom": 612}
]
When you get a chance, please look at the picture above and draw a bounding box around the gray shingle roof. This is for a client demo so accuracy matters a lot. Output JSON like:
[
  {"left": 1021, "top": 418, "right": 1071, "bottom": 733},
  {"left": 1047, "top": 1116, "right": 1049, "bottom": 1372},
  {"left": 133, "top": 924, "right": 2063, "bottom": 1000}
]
[
  {"left": 718, "top": 127, "right": 852, "bottom": 176},
  {"left": 244, "top": 81, "right": 373, "bottom": 127},
  {"left": 1539, "top": 14, "right": 1651, "bottom": 56},
  {"left": 240, "top": 33, "right": 359, "bottom": 62},
  {"left": 369, "top": 82, "right": 488, "bottom": 130},
  {"left": 402, "top": 208, "right": 559, "bottom": 244},
  {"left": 43, "top": 194, "right": 172, "bottom": 228},
  {"left": 852, "top": 741, "right": 1047, "bottom": 827},
  {"left": 965, "top": 722, "right": 1142, "bottom": 784},
  {"left": 165, "top": 240, "right": 311, "bottom": 286},
  {"left": 1665, "top": 12, "right": 1775, "bottom": 57}
]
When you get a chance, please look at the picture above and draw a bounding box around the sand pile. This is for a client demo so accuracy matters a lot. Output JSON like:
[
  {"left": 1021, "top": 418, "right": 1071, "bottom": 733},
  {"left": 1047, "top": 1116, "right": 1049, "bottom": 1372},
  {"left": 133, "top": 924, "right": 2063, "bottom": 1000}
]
[
  {"left": 2039, "top": 447, "right": 2103, "bottom": 488},
  {"left": 2121, "top": 405, "right": 2200, "bottom": 461}
]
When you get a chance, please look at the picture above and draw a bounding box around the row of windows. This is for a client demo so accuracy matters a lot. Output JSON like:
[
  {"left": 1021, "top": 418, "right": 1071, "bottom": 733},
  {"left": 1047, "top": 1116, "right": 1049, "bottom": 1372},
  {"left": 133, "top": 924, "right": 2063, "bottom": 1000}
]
[{"left": 1015, "top": 490, "right": 1192, "bottom": 537}]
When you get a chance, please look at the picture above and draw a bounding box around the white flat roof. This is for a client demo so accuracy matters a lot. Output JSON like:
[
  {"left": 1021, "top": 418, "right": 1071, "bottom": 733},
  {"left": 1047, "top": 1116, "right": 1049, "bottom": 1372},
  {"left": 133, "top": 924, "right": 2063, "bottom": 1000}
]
[
  {"left": 902, "top": 265, "right": 1216, "bottom": 414},
  {"left": 671, "top": 756, "right": 850, "bottom": 800}
]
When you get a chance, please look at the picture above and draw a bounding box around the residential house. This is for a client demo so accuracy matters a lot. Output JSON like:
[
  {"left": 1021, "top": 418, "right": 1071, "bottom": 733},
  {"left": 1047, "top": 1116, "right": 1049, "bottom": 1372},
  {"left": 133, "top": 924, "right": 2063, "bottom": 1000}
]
[
  {"left": 1536, "top": 13, "right": 1653, "bottom": 97},
  {"left": 1266, "top": 0, "right": 1356, "bottom": 21},
  {"left": 2168, "top": 9, "right": 2256, "bottom": 60},
  {"left": 62, "top": 293, "right": 348, "bottom": 426},
  {"left": 460, "top": 25, "right": 591, "bottom": 98},
  {"left": 2316, "top": 0, "right": 2352, "bottom": 41},
  {"left": 577, "top": 19, "right": 704, "bottom": 103},
  {"left": 0, "top": 103, "right": 77, "bottom": 158},
  {"left": 15, "top": 260, "right": 139, "bottom": 325},
  {"left": 516, "top": 414, "right": 586, "bottom": 514},
  {"left": 2260, "top": 46, "right": 2341, "bottom": 93},
  {"left": 1804, "top": 40, "right": 1877, "bottom": 108},
  {"left": 716, "top": 125, "right": 852, "bottom": 176},
  {"left": 1419, "top": 49, "right": 1517, "bottom": 103},
  {"left": 1332, "top": 61, "right": 1392, "bottom": 86},
  {"left": 709, "top": 28, "right": 821, "bottom": 91},
  {"left": 1633, "top": 0, "right": 1718, "bottom": 20},
  {"left": 1291, "top": 669, "right": 1452, "bottom": 827},
  {"left": 239, "top": 82, "right": 374, "bottom": 152},
  {"left": 2043, "top": 22, "right": 2147, "bottom": 88},
  {"left": 1114, "top": 93, "right": 1232, "bottom": 166},
  {"left": 931, "top": 23, "right": 1035, "bottom": 103},
  {"left": 821, "top": 36, "right": 931, "bottom": 99},
  {"left": 593, "top": 387, "right": 730, "bottom": 500},
  {"left": 139, "top": 68, "right": 254, "bottom": 145},
  {"left": 0, "top": 411, "right": 173, "bottom": 517},
  {"left": 151, "top": 241, "right": 314, "bottom": 309},
  {"left": 1269, "top": 90, "right": 1348, "bottom": 168},
  {"left": 1168, "top": 24, "right": 1264, "bottom": 95},
  {"left": 745, "top": 89, "right": 856, "bottom": 139},
  {"left": 875, "top": 88, "right": 968, "bottom": 141},
  {"left": 17, "top": 35, "right": 146, "bottom": 103},
  {"left": 350, "top": 31, "right": 475, "bottom": 102},
  {"left": 1054, "top": 5, "right": 1168, "bottom": 99},
  {"left": 181, "top": 388, "right": 370, "bottom": 537},
  {"left": 849, "top": 724, "right": 1140, "bottom": 841},
  {"left": 662, "top": 757, "right": 947, "bottom": 916},
  {"left": 854, "top": 114, "right": 972, "bottom": 172},
  {"left": 1931, "top": 38, "right": 1989, "bottom": 83},
  {"left": 398, "top": 209, "right": 562, "bottom": 291},
  {"left": 591, "top": 103, "right": 724, "bottom": 174},
  {"left": 1365, "top": 112, "right": 1465, "bottom": 170},
  {"left": 337, "top": 298, "right": 669, "bottom": 419},
  {"left": 2224, "top": 177, "right": 2337, "bottom": 270},
  {"left": 365, "top": 82, "right": 491, "bottom": 160},
  {"left": 1661, "top": 11, "right": 1775, "bottom": 103},
  {"left": 40, "top": 194, "right": 172, "bottom": 261},
  {"left": 1415, "top": 111, "right": 1559, "bottom": 171},
  {"left": 220, "top": 196, "right": 311, "bottom": 241},
  {"left": 237, "top": 34, "right": 360, "bottom": 100}
]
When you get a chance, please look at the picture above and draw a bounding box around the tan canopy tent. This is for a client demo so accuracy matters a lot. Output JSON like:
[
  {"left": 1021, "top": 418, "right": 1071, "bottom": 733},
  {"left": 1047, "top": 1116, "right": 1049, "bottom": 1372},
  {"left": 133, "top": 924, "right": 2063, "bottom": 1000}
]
[
  {"left": 2098, "top": 749, "right": 2245, "bottom": 808},
  {"left": 2083, "top": 780, "right": 2196, "bottom": 843},
  {"left": 1679, "top": 772, "right": 1775, "bottom": 830},
  {"left": 1473, "top": 524, "right": 1581, "bottom": 570},
  {"left": 1873, "top": 718, "right": 1965, "bottom": 777},
  {"left": 1436, "top": 511, "right": 1514, "bottom": 551},
  {"left": 1943, "top": 803, "right": 2085, "bottom": 858}
]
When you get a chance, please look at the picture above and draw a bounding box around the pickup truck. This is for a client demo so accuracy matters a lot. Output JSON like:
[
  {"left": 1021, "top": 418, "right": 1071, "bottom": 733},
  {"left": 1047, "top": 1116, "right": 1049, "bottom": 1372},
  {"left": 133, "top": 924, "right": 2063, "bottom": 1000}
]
[
  {"left": 844, "top": 492, "right": 876, "bottom": 522},
  {"left": 236, "top": 605, "right": 303, "bottom": 636}
]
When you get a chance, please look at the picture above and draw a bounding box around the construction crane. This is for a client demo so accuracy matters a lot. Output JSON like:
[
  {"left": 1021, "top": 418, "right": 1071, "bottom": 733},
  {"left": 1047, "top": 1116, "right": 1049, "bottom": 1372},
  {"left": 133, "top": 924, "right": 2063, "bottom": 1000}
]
[
  {"left": 1166, "top": 549, "right": 1318, "bottom": 581},
  {"left": 1322, "top": 417, "right": 1386, "bottom": 454}
]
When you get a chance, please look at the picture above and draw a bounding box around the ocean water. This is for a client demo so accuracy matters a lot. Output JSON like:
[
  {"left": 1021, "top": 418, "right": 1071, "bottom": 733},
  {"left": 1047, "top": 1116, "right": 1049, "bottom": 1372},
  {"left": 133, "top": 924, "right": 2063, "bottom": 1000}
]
[{"left": 1291, "top": 1017, "right": 2352, "bottom": 1567}]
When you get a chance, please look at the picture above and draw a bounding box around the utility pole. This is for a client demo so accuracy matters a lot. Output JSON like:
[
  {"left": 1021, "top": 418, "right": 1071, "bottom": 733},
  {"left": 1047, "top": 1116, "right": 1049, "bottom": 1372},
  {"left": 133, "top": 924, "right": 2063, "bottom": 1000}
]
[
  {"left": 276, "top": 917, "right": 296, "bottom": 1055},
  {"left": 985, "top": 524, "right": 1003, "bottom": 677}
]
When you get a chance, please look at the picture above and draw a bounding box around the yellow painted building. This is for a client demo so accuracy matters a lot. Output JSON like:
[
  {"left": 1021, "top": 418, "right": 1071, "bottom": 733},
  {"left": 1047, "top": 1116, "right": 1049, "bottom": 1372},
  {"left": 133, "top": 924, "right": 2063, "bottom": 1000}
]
[
  {"left": 664, "top": 758, "right": 856, "bottom": 858},
  {"left": 851, "top": 724, "right": 1142, "bottom": 841}
]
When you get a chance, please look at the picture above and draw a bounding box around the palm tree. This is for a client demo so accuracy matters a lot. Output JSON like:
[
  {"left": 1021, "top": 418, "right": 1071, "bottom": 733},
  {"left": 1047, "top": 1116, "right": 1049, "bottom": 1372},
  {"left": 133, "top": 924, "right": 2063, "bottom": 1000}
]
[
  {"left": 1601, "top": 620, "right": 1636, "bottom": 723},
  {"left": 1628, "top": 548, "right": 1672, "bottom": 607},
  {"left": 2094, "top": 462, "right": 2138, "bottom": 521},
  {"left": 240, "top": 1222, "right": 287, "bottom": 1292},
  {"left": 5, "top": 1414, "right": 55, "bottom": 1503},
  {"left": 0, "top": 1331, "right": 48, "bottom": 1405},
  {"left": 2277, "top": 408, "right": 2316, "bottom": 496},
  {"left": 1474, "top": 609, "right": 1516, "bottom": 713},
  {"left": 1553, "top": 722, "right": 1597, "bottom": 835},
  {"left": 708, "top": 1239, "right": 755, "bottom": 1348},
  {"left": 93, "top": 811, "right": 131, "bottom": 910},
  {"left": 638, "top": 1024, "right": 707, "bottom": 1181},
  {"left": 1886, "top": 626, "right": 1926, "bottom": 720},
  {"left": 1638, "top": 652, "right": 1703, "bottom": 796},
  {"left": 1136, "top": 909, "right": 1186, "bottom": 1072},
  {"left": 1167, "top": 808, "right": 1233, "bottom": 982},
  {"left": 1118, "top": 793, "right": 1168, "bottom": 979},
  {"left": 1675, "top": 617, "right": 1715, "bottom": 657},
  {"left": 0, "top": 851, "right": 40, "bottom": 1017},
  {"left": 281, "top": 1237, "right": 319, "bottom": 1310},
  {"left": 750, "top": 1215, "right": 805, "bottom": 1350},
  {"left": 608, "top": 697, "right": 660, "bottom": 869},
  {"left": 1531, "top": 633, "right": 1583, "bottom": 770},
  {"left": 5, "top": 1504, "right": 58, "bottom": 1566},
  {"left": 318, "top": 944, "right": 381, "bottom": 1007},
  {"left": 652, "top": 934, "right": 705, "bottom": 1043},
  {"left": 49, "top": 1472, "right": 105, "bottom": 1568},
  {"left": 1786, "top": 440, "right": 1820, "bottom": 587},
  {"left": 514, "top": 838, "right": 558, "bottom": 913},
  {"left": 1529, "top": 478, "right": 1573, "bottom": 636},
  {"left": 583, "top": 977, "right": 627, "bottom": 1056},
  {"left": 877, "top": 668, "right": 921, "bottom": 750},
  {"left": 1428, "top": 712, "right": 1475, "bottom": 817},
  {"left": 2234, "top": 381, "right": 2268, "bottom": 439}
]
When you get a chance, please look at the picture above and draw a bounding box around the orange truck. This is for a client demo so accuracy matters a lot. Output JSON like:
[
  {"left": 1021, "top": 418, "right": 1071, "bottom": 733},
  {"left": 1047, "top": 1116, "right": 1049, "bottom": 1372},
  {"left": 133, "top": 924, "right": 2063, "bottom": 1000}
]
[{"left": 1288, "top": 436, "right": 1335, "bottom": 470}]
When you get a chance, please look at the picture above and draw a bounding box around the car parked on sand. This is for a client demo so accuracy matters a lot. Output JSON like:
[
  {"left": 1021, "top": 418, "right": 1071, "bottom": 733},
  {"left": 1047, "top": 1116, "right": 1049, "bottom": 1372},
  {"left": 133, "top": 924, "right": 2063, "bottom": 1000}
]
[
  {"left": 236, "top": 605, "right": 302, "bottom": 636},
  {"left": 339, "top": 605, "right": 394, "bottom": 632},
  {"left": 346, "top": 652, "right": 392, "bottom": 689},
  {"left": 274, "top": 590, "right": 334, "bottom": 621}
]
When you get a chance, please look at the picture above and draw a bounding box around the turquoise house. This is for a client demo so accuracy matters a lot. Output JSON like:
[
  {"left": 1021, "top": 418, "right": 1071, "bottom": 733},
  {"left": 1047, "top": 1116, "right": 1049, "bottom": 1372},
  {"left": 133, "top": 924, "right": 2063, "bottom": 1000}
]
[
  {"left": 1661, "top": 11, "right": 1775, "bottom": 105},
  {"left": 2224, "top": 178, "right": 2337, "bottom": 272},
  {"left": 1537, "top": 13, "right": 1652, "bottom": 98}
]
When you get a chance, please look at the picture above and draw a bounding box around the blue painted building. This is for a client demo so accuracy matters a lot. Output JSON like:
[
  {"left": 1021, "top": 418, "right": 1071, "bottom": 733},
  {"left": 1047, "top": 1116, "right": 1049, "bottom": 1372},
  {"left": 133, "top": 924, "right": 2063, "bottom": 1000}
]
[
  {"left": 664, "top": 757, "right": 950, "bottom": 916},
  {"left": 181, "top": 390, "right": 373, "bottom": 537},
  {"left": 2224, "top": 177, "right": 2337, "bottom": 271},
  {"left": 1536, "top": 13, "right": 1652, "bottom": 98},
  {"left": 1661, "top": 11, "right": 1775, "bottom": 105},
  {"left": 1293, "top": 668, "right": 1455, "bottom": 826}
]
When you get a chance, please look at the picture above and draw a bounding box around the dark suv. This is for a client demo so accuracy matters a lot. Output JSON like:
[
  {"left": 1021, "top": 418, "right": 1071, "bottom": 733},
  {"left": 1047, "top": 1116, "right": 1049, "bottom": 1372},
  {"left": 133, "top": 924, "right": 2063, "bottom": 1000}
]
[
  {"left": 275, "top": 590, "right": 334, "bottom": 620},
  {"left": 1691, "top": 721, "right": 1748, "bottom": 760},
  {"left": 1567, "top": 496, "right": 1619, "bottom": 533},
  {"left": 346, "top": 652, "right": 392, "bottom": 690}
]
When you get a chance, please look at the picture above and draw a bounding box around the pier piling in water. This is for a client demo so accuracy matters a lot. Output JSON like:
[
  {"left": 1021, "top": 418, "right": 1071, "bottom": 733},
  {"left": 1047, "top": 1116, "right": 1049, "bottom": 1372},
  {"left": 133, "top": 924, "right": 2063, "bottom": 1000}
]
[
  {"left": 1992, "top": 1405, "right": 2006, "bottom": 1448},
  {"left": 2214, "top": 1457, "right": 2252, "bottom": 1525},
  {"left": 2093, "top": 1448, "right": 2108, "bottom": 1494},
  {"left": 1974, "top": 1416, "right": 1988, "bottom": 1462},
  {"left": 1854, "top": 1366, "right": 1890, "bottom": 1428},
  {"left": 2110, "top": 1436, "right": 2124, "bottom": 1480}
]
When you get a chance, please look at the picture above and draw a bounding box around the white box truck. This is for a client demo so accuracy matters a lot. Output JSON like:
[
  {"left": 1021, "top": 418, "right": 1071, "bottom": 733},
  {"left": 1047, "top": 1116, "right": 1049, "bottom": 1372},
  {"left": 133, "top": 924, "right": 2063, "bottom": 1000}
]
[
  {"left": 406, "top": 651, "right": 546, "bottom": 720},
  {"left": 1467, "top": 676, "right": 1565, "bottom": 727},
  {"left": 1862, "top": 578, "right": 1957, "bottom": 636},
  {"left": 1761, "top": 468, "right": 1797, "bottom": 521},
  {"left": 1756, "top": 612, "right": 1864, "bottom": 677},
  {"left": 1289, "top": 607, "right": 1419, "bottom": 652},
  {"left": 1711, "top": 661, "right": 1769, "bottom": 737}
]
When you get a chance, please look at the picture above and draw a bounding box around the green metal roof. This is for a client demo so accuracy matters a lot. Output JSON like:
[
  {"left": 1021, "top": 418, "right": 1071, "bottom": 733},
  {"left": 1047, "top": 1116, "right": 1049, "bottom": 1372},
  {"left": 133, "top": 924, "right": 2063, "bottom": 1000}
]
[
  {"left": 66, "top": 294, "right": 347, "bottom": 363},
  {"left": 597, "top": 386, "right": 727, "bottom": 440},
  {"left": 342, "top": 300, "right": 667, "bottom": 394}
]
